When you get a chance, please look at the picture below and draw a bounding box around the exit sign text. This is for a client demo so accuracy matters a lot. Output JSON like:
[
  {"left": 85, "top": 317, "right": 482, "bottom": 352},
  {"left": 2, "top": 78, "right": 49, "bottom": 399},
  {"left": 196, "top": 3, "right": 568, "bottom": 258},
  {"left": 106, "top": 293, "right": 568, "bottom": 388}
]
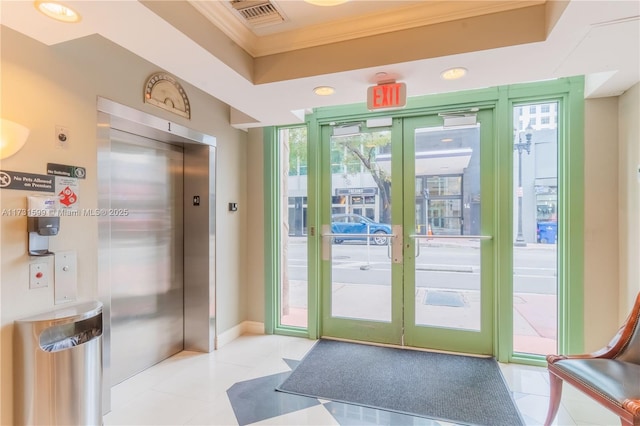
[{"left": 367, "top": 82, "right": 406, "bottom": 110}]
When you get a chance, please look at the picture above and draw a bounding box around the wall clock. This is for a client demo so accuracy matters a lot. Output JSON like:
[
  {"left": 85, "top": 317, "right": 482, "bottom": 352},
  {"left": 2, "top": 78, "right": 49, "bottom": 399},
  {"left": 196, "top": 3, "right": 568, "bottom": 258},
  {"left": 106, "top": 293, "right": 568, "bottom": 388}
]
[{"left": 144, "top": 72, "right": 191, "bottom": 119}]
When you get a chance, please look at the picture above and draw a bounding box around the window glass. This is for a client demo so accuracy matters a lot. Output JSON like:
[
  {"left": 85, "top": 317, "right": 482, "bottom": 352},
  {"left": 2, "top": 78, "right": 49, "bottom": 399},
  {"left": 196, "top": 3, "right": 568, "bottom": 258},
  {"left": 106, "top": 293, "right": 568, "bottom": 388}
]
[
  {"left": 280, "top": 127, "right": 308, "bottom": 328},
  {"left": 512, "top": 101, "right": 558, "bottom": 355}
]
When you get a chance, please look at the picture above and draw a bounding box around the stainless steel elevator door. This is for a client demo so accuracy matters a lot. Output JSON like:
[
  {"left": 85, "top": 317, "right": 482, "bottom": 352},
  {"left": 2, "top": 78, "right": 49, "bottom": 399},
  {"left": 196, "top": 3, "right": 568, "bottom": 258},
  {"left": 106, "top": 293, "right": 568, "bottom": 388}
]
[{"left": 109, "top": 130, "right": 184, "bottom": 385}]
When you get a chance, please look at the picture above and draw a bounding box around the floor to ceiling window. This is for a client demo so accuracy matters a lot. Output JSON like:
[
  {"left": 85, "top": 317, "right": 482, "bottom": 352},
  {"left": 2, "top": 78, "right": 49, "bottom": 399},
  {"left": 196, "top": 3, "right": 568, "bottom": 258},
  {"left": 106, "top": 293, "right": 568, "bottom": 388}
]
[
  {"left": 512, "top": 101, "right": 559, "bottom": 356},
  {"left": 265, "top": 77, "right": 584, "bottom": 362},
  {"left": 278, "top": 126, "right": 309, "bottom": 329}
]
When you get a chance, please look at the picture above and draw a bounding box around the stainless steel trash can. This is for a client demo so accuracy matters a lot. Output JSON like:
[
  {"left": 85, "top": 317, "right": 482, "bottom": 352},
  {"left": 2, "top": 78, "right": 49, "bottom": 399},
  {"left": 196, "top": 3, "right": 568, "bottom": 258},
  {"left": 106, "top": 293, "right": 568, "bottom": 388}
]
[{"left": 14, "top": 301, "right": 103, "bottom": 425}]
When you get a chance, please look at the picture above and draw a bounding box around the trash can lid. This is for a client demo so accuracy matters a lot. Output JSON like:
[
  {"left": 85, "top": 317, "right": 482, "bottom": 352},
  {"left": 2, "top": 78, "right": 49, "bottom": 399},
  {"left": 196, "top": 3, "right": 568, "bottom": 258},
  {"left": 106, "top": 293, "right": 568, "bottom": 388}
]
[{"left": 16, "top": 301, "right": 102, "bottom": 325}]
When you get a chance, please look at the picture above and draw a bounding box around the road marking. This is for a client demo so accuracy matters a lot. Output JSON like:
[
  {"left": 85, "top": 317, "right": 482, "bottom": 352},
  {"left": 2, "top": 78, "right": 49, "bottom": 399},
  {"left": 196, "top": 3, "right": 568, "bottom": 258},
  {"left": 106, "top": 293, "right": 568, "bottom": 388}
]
[
  {"left": 333, "top": 262, "right": 372, "bottom": 269},
  {"left": 287, "top": 264, "right": 556, "bottom": 279},
  {"left": 515, "top": 266, "right": 556, "bottom": 271}
]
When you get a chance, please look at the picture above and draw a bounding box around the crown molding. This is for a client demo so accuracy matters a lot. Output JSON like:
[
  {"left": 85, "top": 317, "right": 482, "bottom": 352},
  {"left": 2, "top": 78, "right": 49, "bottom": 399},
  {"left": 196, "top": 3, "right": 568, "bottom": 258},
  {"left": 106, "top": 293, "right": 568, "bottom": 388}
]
[
  {"left": 188, "top": 0, "right": 260, "bottom": 56},
  {"left": 192, "top": 0, "right": 544, "bottom": 58},
  {"left": 257, "top": 1, "right": 544, "bottom": 57}
]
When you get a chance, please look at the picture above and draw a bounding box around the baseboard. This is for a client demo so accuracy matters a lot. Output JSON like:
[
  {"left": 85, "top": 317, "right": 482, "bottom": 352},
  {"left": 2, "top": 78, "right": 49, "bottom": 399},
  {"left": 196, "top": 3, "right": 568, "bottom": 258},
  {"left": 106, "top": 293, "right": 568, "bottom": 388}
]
[
  {"left": 216, "top": 321, "right": 265, "bottom": 348},
  {"left": 243, "top": 321, "right": 265, "bottom": 335}
]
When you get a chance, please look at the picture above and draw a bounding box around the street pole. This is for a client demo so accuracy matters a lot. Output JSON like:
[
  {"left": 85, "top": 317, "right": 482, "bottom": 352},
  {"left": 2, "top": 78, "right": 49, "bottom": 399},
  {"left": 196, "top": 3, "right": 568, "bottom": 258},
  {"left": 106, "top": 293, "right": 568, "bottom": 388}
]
[
  {"left": 514, "top": 126, "right": 532, "bottom": 247},
  {"left": 360, "top": 221, "right": 371, "bottom": 270}
]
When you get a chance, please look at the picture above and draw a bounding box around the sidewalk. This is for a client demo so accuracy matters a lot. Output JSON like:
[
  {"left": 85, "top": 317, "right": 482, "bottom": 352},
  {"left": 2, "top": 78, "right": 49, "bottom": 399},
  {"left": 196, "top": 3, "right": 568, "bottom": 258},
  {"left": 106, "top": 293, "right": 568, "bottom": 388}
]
[{"left": 282, "top": 281, "right": 557, "bottom": 356}]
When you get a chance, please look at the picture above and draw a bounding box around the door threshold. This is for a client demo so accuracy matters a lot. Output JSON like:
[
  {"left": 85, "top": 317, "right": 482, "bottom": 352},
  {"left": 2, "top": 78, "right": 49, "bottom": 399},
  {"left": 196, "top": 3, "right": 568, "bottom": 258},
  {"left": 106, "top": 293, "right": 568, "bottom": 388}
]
[{"left": 319, "top": 335, "right": 491, "bottom": 358}]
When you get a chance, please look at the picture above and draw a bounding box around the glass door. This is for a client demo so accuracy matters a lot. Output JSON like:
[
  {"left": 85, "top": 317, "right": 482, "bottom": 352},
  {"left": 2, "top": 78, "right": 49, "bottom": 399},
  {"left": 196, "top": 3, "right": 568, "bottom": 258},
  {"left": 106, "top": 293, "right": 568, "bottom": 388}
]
[
  {"left": 320, "top": 122, "right": 403, "bottom": 345},
  {"left": 320, "top": 111, "right": 495, "bottom": 355},
  {"left": 403, "top": 113, "right": 494, "bottom": 354}
]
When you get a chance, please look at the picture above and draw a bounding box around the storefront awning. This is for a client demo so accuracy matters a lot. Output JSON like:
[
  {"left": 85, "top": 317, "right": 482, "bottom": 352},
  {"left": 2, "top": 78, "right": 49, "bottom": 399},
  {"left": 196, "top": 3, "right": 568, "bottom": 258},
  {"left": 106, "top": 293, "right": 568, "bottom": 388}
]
[{"left": 377, "top": 148, "right": 472, "bottom": 176}]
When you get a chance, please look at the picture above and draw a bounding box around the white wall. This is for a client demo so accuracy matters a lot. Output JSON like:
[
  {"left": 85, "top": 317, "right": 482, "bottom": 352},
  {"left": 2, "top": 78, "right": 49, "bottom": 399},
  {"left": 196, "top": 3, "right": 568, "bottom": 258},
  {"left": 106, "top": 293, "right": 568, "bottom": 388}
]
[
  {"left": 246, "top": 128, "right": 265, "bottom": 323},
  {"left": 618, "top": 82, "right": 640, "bottom": 319},
  {"left": 583, "top": 83, "right": 640, "bottom": 351},
  {"left": 583, "top": 97, "right": 621, "bottom": 351},
  {"left": 0, "top": 27, "right": 247, "bottom": 424}
]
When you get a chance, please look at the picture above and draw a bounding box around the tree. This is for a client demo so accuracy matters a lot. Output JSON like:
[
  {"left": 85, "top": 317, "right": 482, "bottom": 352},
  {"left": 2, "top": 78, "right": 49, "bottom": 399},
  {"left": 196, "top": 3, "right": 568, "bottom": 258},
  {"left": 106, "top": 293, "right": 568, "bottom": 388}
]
[
  {"left": 285, "top": 127, "right": 392, "bottom": 223},
  {"left": 333, "top": 131, "right": 392, "bottom": 223},
  {"left": 287, "top": 127, "right": 307, "bottom": 175},
  {"left": 280, "top": 127, "right": 391, "bottom": 321}
]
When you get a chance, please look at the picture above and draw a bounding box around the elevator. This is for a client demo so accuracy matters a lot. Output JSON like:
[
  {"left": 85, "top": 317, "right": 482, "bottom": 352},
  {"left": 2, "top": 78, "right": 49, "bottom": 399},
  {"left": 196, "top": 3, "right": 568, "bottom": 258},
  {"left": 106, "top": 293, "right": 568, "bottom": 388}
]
[
  {"left": 97, "top": 98, "right": 216, "bottom": 413},
  {"left": 108, "top": 131, "right": 184, "bottom": 385}
]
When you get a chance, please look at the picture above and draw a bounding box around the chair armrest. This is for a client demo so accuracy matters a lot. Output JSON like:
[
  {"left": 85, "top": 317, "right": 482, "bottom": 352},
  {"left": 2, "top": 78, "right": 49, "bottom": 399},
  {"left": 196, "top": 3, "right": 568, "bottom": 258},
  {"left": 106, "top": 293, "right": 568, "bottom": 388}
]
[
  {"left": 623, "top": 399, "right": 640, "bottom": 418},
  {"left": 548, "top": 292, "right": 640, "bottom": 362}
]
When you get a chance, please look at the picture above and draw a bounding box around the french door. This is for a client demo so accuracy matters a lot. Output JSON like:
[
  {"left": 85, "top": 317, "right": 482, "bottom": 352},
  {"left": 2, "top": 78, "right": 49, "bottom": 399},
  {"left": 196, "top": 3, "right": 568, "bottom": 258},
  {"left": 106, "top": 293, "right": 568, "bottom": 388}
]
[{"left": 320, "top": 111, "right": 495, "bottom": 355}]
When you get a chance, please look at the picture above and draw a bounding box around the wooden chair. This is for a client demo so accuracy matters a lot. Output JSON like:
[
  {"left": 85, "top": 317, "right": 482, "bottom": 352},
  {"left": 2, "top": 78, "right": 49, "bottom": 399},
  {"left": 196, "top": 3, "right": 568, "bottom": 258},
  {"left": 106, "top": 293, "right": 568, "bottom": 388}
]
[{"left": 545, "top": 292, "right": 640, "bottom": 426}]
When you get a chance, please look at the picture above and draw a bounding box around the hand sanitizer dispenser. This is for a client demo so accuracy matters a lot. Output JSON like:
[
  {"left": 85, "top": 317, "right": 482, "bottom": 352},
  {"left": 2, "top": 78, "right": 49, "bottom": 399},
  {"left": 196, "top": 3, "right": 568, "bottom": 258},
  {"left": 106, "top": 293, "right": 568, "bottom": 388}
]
[{"left": 27, "top": 195, "right": 59, "bottom": 256}]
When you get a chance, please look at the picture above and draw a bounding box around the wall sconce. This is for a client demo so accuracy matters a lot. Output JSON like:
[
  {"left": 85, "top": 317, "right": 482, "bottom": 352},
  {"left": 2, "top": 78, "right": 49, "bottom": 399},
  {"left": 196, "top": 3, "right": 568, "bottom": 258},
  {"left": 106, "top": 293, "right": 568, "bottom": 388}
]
[{"left": 1, "top": 119, "right": 30, "bottom": 159}]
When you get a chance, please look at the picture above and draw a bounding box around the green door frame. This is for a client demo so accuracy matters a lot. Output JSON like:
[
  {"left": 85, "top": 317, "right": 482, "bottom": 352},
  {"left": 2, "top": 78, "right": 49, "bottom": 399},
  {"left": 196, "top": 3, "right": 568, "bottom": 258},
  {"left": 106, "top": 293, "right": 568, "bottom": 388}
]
[
  {"left": 264, "top": 77, "right": 585, "bottom": 363},
  {"left": 402, "top": 111, "right": 495, "bottom": 354},
  {"left": 317, "top": 120, "right": 404, "bottom": 346}
]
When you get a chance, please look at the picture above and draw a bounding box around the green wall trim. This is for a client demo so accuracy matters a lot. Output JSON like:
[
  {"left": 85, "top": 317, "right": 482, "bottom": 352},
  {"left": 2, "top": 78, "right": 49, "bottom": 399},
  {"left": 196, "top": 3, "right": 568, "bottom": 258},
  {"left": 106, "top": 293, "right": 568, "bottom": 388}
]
[
  {"left": 273, "top": 327, "right": 310, "bottom": 339},
  {"left": 495, "top": 86, "right": 513, "bottom": 362},
  {"left": 307, "top": 116, "right": 320, "bottom": 339},
  {"left": 510, "top": 353, "right": 548, "bottom": 368},
  {"left": 563, "top": 77, "right": 585, "bottom": 354},
  {"left": 263, "top": 126, "right": 277, "bottom": 335}
]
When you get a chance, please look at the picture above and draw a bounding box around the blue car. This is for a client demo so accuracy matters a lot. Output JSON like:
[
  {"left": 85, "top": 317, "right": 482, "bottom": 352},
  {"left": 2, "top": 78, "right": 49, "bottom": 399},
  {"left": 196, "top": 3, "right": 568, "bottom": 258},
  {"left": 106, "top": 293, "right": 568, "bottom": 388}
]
[{"left": 331, "top": 213, "right": 392, "bottom": 245}]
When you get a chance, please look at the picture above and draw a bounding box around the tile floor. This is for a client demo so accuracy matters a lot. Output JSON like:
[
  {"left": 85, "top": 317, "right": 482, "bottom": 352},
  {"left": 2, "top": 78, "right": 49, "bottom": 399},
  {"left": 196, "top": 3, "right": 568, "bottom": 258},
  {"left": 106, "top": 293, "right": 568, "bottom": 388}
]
[{"left": 103, "top": 334, "right": 619, "bottom": 426}]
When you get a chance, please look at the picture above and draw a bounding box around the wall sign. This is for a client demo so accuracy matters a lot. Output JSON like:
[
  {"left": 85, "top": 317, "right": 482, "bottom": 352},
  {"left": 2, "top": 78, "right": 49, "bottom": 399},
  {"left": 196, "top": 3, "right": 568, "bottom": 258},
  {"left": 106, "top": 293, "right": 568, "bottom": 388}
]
[
  {"left": 47, "top": 163, "right": 86, "bottom": 179},
  {"left": 336, "top": 187, "right": 378, "bottom": 196},
  {"left": 0, "top": 170, "right": 54, "bottom": 192},
  {"left": 55, "top": 177, "right": 80, "bottom": 209},
  {"left": 367, "top": 82, "right": 406, "bottom": 110}
]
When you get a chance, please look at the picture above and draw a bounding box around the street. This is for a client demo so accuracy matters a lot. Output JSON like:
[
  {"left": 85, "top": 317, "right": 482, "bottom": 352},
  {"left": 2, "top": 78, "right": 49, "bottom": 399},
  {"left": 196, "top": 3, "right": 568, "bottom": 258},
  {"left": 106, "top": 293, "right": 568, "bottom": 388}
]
[{"left": 284, "top": 238, "right": 557, "bottom": 295}]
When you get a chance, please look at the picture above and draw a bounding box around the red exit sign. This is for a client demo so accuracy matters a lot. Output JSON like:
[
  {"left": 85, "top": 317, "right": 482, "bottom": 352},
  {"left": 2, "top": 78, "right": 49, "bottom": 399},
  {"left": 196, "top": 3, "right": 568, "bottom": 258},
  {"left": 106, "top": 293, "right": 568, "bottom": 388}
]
[{"left": 367, "top": 82, "right": 406, "bottom": 110}]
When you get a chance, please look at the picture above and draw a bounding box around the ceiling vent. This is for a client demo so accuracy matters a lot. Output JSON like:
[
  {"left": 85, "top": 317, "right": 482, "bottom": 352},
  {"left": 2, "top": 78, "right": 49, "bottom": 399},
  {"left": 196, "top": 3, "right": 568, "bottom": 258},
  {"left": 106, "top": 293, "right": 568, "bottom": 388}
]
[{"left": 229, "top": 1, "right": 285, "bottom": 27}]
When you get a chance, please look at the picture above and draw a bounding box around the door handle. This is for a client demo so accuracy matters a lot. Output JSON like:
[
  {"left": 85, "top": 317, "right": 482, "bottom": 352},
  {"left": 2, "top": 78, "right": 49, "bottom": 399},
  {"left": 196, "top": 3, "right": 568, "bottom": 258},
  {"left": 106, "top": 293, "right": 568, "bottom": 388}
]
[
  {"left": 409, "top": 234, "right": 493, "bottom": 240},
  {"left": 321, "top": 224, "right": 331, "bottom": 261},
  {"left": 391, "top": 225, "right": 403, "bottom": 264},
  {"left": 323, "top": 225, "right": 401, "bottom": 264}
]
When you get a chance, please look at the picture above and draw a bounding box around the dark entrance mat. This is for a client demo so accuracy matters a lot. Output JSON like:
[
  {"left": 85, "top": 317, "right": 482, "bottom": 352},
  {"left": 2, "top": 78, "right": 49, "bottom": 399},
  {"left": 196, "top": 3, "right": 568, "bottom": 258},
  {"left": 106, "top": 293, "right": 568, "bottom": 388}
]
[{"left": 277, "top": 339, "right": 524, "bottom": 426}]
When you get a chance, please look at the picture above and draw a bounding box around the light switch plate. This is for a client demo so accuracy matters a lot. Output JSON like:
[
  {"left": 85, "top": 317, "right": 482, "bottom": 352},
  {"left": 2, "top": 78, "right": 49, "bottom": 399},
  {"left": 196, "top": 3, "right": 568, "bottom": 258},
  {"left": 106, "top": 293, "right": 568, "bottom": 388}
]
[{"left": 54, "top": 250, "right": 77, "bottom": 304}]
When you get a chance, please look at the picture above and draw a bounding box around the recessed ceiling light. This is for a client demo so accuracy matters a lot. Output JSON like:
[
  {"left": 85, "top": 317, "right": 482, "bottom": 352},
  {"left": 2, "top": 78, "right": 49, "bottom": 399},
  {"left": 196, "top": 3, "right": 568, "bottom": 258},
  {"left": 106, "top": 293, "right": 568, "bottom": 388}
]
[
  {"left": 441, "top": 67, "right": 467, "bottom": 81},
  {"left": 313, "top": 86, "right": 335, "bottom": 96},
  {"left": 441, "top": 138, "right": 454, "bottom": 143},
  {"left": 35, "top": 1, "right": 81, "bottom": 23},
  {"left": 304, "top": 0, "right": 349, "bottom": 6}
]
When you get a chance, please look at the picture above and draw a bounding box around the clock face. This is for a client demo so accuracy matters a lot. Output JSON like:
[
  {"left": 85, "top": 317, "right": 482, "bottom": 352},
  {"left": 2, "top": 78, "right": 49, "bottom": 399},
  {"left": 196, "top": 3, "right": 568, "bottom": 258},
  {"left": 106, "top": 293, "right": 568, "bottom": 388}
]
[{"left": 144, "top": 73, "right": 191, "bottom": 119}]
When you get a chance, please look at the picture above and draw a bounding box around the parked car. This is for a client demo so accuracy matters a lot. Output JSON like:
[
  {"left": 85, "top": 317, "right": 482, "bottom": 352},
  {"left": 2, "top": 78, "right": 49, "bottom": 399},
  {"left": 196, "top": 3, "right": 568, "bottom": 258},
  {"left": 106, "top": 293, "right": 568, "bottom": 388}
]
[{"left": 331, "top": 213, "right": 392, "bottom": 245}]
